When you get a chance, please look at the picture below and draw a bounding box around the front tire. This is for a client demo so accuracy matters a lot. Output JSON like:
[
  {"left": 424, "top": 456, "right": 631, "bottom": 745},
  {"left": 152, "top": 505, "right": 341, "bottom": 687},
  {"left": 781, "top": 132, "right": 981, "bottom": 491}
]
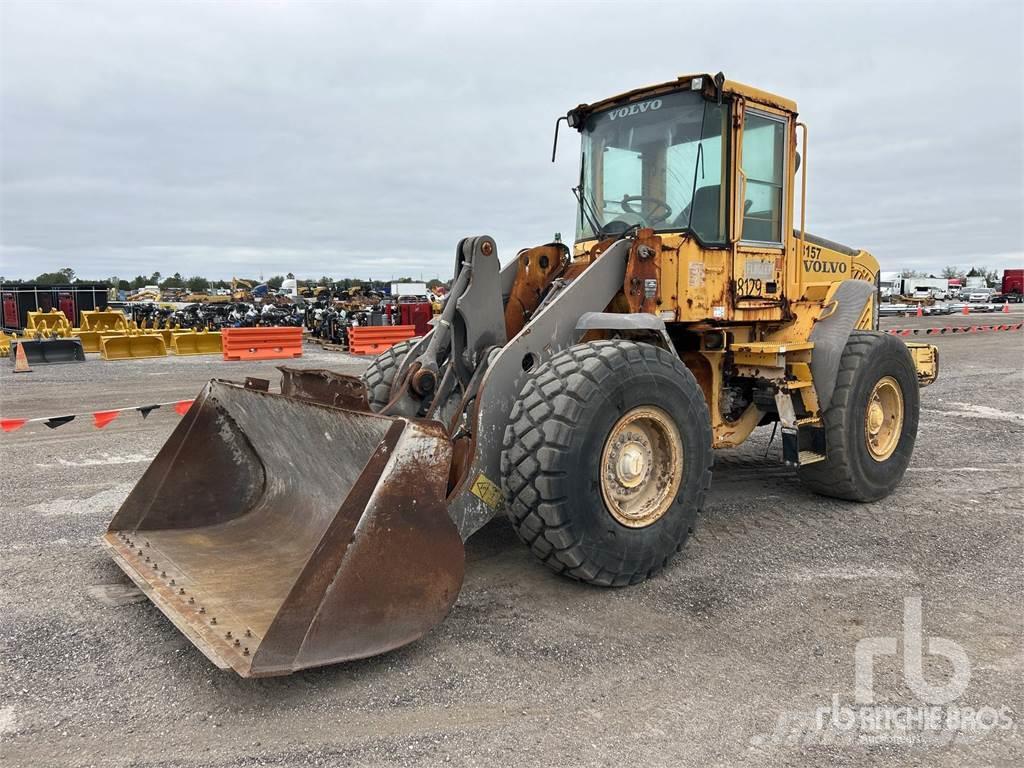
[
  {"left": 799, "top": 331, "right": 920, "bottom": 501},
  {"left": 361, "top": 338, "right": 420, "bottom": 412},
  {"left": 500, "top": 340, "right": 713, "bottom": 586}
]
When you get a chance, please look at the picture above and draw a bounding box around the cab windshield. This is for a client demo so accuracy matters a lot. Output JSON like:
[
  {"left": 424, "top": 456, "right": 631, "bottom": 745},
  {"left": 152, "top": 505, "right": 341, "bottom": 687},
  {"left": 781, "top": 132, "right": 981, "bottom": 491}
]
[{"left": 576, "top": 90, "right": 727, "bottom": 244}]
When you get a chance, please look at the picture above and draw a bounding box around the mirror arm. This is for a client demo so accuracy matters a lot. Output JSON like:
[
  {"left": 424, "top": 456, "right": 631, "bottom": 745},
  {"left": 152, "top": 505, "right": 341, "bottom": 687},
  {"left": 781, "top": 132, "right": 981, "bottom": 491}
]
[{"left": 551, "top": 116, "right": 568, "bottom": 163}]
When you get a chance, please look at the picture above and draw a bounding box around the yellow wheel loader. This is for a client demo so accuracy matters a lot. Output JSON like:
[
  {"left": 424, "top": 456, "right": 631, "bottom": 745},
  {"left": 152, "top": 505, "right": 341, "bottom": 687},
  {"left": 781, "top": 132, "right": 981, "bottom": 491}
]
[{"left": 104, "top": 73, "right": 938, "bottom": 677}]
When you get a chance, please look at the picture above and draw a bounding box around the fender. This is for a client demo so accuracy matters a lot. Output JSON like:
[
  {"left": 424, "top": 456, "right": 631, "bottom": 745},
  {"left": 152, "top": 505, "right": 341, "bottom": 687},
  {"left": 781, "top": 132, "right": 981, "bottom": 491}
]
[
  {"left": 574, "top": 311, "right": 676, "bottom": 354},
  {"left": 808, "top": 279, "right": 876, "bottom": 411}
]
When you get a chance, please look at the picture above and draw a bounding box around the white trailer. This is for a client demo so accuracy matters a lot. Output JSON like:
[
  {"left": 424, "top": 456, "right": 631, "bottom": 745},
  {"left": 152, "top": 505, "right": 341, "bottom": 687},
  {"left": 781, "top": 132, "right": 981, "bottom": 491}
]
[
  {"left": 898, "top": 277, "right": 950, "bottom": 300},
  {"left": 391, "top": 282, "right": 428, "bottom": 297}
]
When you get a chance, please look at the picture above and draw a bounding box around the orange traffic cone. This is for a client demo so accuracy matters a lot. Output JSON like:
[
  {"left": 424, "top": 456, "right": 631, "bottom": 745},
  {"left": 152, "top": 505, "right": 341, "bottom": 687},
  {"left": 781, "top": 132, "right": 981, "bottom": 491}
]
[
  {"left": 916, "top": 305, "right": 923, "bottom": 317},
  {"left": 1003, "top": 302, "right": 1010, "bottom": 314},
  {"left": 962, "top": 303, "right": 970, "bottom": 315},
  {"left": 13, "top": 341, "right": 32, "bottom": 373}
]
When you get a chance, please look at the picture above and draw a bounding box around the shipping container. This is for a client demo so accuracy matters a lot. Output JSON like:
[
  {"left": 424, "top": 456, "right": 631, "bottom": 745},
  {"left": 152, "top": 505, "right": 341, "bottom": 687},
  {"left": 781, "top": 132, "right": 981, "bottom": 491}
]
[{"left": 0, "top": 283, "right": 109, "bottom": 331}]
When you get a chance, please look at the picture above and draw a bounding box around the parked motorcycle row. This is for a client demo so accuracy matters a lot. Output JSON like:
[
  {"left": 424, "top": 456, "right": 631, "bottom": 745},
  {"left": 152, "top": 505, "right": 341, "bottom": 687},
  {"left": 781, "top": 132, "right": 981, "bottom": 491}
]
[
  {"left": 303, "top": 298, "right": 392, "bottom": 346},
  {"left": 122, "top": 287, "right": 436, "bottom": 347},
  {"left": 128, "top": 300, "right": 305, "bottom": 330}
]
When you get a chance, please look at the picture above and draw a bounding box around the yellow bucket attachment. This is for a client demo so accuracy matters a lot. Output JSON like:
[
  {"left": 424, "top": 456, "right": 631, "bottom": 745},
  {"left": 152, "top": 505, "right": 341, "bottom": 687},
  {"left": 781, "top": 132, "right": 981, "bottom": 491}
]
[
  {"left": 141, "top": 329, "right": 174, "bottom": 346},
  {"left": 11, "top": 337, "right": 86, "bottom": 364},
  {"left": 74, "top": 330, "right": 103, "bottom": 353},
  {"left": 101, "top": 334, "right": 168, "bottom": 360},
  {"left": 26, "top": 310, "right": 72, "bottom": 334},
  {"left": 81, "top": 310, "right": 129, "bottom": 333},
  {"left": 103, "top": 380, "right": 462, "bottom": 677},
  {"left": 172, "top": 331, "right": 223, "bottom": 355}
]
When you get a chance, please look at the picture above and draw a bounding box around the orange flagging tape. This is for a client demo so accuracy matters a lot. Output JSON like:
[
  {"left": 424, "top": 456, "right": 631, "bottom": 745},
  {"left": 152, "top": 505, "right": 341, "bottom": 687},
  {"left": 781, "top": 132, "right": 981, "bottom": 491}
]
[
  {"left": 1, "top": 397, "right": 196, "bottom": 434},
  {"left": 92, "top": 411, "right": 120, "bottom": 429},
  {"left": 885, "top": 323, "right": 1022, "bottom": 336}
]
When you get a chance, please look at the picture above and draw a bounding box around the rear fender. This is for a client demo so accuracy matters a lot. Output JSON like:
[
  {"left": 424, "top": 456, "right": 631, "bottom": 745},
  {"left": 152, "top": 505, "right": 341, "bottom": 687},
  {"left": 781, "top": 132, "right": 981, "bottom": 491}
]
[{"left": 808, "top": 279, "right": 875, "bottom": 410}]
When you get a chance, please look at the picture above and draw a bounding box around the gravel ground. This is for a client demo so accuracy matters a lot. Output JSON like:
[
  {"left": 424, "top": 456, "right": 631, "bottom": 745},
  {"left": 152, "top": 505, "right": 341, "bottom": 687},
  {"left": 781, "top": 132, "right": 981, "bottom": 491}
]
[{"left": 0, "top": 327, "right": 1021, "bottom": 767}]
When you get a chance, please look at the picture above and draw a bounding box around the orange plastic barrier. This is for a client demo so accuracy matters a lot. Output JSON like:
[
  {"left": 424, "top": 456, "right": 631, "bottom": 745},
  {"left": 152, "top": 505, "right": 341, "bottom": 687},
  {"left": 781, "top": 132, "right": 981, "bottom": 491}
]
[
  {"left": 222, "top": 327, "right": 303, "bottom": 361},
  {"left": 347, "top": 325, "right": 417, "bottom": 355}
]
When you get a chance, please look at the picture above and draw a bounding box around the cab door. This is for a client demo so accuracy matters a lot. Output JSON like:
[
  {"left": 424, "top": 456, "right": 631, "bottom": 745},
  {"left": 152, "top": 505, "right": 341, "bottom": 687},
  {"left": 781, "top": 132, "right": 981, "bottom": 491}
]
[{"left": 730, "top": 100, "right": 791, "bottom": 321}]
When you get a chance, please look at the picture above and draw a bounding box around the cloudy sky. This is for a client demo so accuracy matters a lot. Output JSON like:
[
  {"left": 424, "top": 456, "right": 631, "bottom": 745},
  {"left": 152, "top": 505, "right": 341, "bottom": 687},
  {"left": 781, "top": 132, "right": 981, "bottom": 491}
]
[{"left": 1, "top": 0, "right": 1021, "bottom": 282}]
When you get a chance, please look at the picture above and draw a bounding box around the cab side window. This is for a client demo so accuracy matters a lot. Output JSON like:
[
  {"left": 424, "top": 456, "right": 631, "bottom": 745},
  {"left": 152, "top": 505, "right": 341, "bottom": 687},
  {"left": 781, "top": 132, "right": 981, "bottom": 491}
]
[{"left": 741, "top": 111, "right": 786, "bottom": 243}]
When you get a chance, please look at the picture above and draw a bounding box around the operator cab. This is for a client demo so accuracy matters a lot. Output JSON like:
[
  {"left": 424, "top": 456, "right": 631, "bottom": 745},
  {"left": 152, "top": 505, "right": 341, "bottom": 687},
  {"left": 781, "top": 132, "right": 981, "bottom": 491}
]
[{"left": 562, "top": 74, "right": 794, "bottom": 252}]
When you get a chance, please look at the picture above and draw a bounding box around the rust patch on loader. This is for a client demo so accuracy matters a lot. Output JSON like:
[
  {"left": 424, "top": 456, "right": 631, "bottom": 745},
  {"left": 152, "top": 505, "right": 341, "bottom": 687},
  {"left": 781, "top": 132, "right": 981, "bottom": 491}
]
[{"left": 503, "top": 243, "right": 568, "bottom": 338}]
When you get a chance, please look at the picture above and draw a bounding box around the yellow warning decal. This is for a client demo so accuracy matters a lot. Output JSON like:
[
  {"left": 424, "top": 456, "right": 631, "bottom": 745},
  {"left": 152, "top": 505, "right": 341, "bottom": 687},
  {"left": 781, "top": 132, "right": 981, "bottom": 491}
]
[{"left": 470, "top": 473, "right": 504, "bottom": 510}]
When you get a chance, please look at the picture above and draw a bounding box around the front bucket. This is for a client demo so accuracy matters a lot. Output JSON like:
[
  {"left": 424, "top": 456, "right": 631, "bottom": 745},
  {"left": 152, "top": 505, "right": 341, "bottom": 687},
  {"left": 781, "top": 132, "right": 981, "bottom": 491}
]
[
  {"left": 12, "top": 338, "right": 86, "bottom": 365},
  {"left": 101, "top": 334, "right": 167, "bottom": 359},
  {"left": 102, "top": 380, "right": 462, "bottom": 677}
]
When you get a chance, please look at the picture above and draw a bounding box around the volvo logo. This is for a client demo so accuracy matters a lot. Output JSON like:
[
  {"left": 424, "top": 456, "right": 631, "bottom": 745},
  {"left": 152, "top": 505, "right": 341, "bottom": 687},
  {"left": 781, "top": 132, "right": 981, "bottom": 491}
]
[{"left": 608, "top": 99, "right": 663, "bottom": 121}]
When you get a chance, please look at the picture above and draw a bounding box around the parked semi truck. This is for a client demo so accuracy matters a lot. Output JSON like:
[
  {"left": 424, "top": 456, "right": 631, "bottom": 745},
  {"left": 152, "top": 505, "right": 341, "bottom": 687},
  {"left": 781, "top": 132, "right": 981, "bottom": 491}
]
[{"left": 1002, "top": 269, "right": 1023, "bottom": 297}]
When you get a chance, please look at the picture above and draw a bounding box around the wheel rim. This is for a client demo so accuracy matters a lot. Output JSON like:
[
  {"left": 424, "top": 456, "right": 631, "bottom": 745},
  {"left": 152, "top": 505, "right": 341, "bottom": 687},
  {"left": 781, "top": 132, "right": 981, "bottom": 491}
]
[
  {"left": 864, "top": 376, "right": 904, "bottom": 462},
  {"left": 600, "top": 406, "right": 684, "bottom": 528}
]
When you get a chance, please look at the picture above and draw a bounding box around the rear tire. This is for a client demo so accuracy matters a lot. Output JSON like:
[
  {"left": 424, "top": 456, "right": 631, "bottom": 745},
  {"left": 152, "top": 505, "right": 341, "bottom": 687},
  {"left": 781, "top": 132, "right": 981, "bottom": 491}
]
[
  {"left": 362, "top": 338, "right": 420, "bottom": 412},
  {"left": 500, "top": 340, "right": 713, "bottom": 586},
  {"left": 799, "top": 331, "right": 919, "bottom": 501}
]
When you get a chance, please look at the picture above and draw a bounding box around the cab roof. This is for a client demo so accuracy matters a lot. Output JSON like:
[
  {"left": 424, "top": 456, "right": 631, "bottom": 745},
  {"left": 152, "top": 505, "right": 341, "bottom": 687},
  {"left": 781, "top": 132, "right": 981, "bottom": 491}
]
[{"left": 575, "top": 73, "right": 798, "bottom": 118}]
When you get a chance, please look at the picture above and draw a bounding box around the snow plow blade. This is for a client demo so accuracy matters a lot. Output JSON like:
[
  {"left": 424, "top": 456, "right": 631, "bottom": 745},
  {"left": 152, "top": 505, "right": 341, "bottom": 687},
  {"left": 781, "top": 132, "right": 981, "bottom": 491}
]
[{"left": 102, "top": 379, "right": 462, "bottom": 677}]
